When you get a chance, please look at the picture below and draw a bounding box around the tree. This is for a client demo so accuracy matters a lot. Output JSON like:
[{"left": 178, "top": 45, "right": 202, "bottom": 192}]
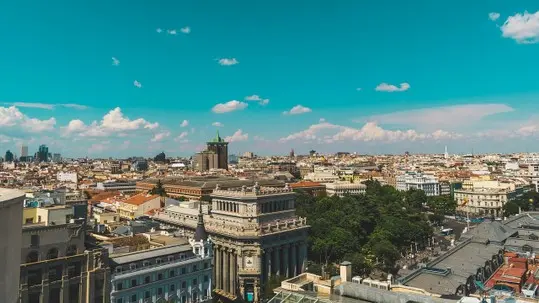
[
  {"left": 150, "top": 179, "right": 167, "bottom": 197},
  {"left": 503, "top": 201, "right": 520, "bottom": 217}
]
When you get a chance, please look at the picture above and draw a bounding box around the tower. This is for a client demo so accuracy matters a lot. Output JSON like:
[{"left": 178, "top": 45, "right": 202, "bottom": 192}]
[
  {"left": 206, "top": 130, "right": 229, "bottom": 170},
  {"left": 189, "top": 203, "right": 212, "bottom": 259},
  {"left": 444, "top": 146, "right": 449, "bottom": 159}
]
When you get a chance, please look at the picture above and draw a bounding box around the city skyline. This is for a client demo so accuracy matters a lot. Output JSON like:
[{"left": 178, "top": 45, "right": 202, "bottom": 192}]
[{"left": 3, "top": 1, "right": 539, "bottom": 157}]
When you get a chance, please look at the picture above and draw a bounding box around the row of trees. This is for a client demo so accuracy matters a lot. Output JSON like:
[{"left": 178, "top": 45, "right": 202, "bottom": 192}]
[
  {"left": 296, "top": 181, "right": 456, "bottom": 276},
  {"left": 503, "top": 190, "right": 539, "bottom": 217}
]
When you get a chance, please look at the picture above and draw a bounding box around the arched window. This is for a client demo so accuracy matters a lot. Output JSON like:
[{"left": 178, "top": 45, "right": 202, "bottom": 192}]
[
  {"left": 46, "top": 248, "right": 59, "bottom": 260},
  {"left": 66, "top": 245, "right": 77, "bottom": 256},
  {"left": 26, "top": 251, "right": 39, "bottom": 263}
]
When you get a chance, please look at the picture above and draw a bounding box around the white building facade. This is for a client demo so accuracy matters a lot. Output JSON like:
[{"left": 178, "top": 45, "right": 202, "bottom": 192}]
[
  {"left": 325, "top": 182, "right": 367, "bottom": 197},
  {"left": 396, "top": 172, "right": 440, "bottom": 196}
]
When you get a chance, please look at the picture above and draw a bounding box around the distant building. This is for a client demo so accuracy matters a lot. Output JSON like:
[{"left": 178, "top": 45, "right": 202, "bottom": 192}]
[
  {"left": 243, "top": 151, "right": 255, "bottom": 158},
  {"left": 111, "top": 162, "right": 122, "bottom": 174},
  {"left": 96, "top": 181, "right": 137, "bottom": 194},
  {"left": 21, "top": 144, "right": 28, "bottom": 158},
  {"left": 57, "top": 172, "right": 78, "bottom": 183},
  {"left": 154, "top": 151, "right": 166, "bottom": 163},
  {"left": 289, "top": 181, "right": 326, "bottom": 197},
  {"left": 0, "top": 189, "right": 25, "bottom": 303},
  {"left": 268, "top": 161, "right": 299, "bottom": 177},
  {"left": 326, "top": 181, "right": 367, "bottom": 197},
  {"left": 454, "top": 180, "right": 525, "bottom": 217},
  {"left": 115, "top": 193, "right": 162, "bottom": 220},
  {"left": 52, "top": 153, "right": 61, "bottom": 162},
  {"left": 4, "top": 149, "right": 14, "bottom": 162},
  {"left": 36, "top": 144, "right": 48, "bottom": 162},
  {"left": 396, "top": 172, "right": 440, "bottom": 196},
  {"left": 194, "top": 132, "right": 229, "bottom": 171},
  {"left": 132, "top": 158, "right": 148, "bottom": 171}
]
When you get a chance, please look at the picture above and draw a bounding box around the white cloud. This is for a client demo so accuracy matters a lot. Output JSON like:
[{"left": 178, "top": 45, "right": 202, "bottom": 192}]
[
  {"left": 134, "top": 80, "right": 142, "bottom": 88},
  {"left": 61, "top": 103, "right": 88, "bottom": 110},
  {"left": 375, "top": 82, "right": 410, "bottom": 92},
  {"left": 319, "top": 118, "right": 326, "bottom": 122},
  {"left": 0, "top": 106, "right": 56, "bottom": 133},
  {"left": 156, "top": 28, "right": 163, "bottom": 33},
  {"left": 225, "top": 129, "right": 249, "bottom": 142},
  {"left": 112, "top": 57, "right": 120, "bottom": 66},
  {"left": 212, "top": 100, "right": 248, "bottom": 113},
  {"left": 489, "top": 12, "right": 500, "bottom": 21},
  {"left": 174, "top": 131, "right": 189, "bottom": 141},
  {"left": 88, "top": 142, "right": 110, "bottom": 154},
  {"left": 167, "top": 29, "right": 177, "bottom": 35},
  {"left": 180, "top": 120, "right": 189, "bottom": 127},
  {"left": 501, "top": 11, "right": 539, "bottom": 43},
  {"left": 7, "top": 102, "right": 54, "bottom": 110},
  {"left": 283, "top": 105, "right": 312, "bottom": 115},
  {"left": 362, "top": 103, "right": 514, "bottom": 131},
  {"left": 62, "top": 107, "right": 158, "bottom": 137},
  {"left": 279, "top": 122, "right": 461, "bottom": 144},
  {"left": 180, "top": 26, "right": 191, "bottom": 34},
  {"left": 212, "top": 122, "right": 224, "bottom": 127},
  {"left": 151, "top": 131, "right": 170, "bottom": 142},
  {"left": 245, "top": 95, "right": 269, "bottom": 105},
  {"left": 218, "top": 58, "right": 239, "bottom": 66}
]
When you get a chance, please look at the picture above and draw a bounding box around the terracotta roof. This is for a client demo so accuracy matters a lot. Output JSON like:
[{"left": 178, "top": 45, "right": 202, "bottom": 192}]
[
  {"left": 289, "top": 181, "right": 323, "bottom": 188},
  {"left": 89, "top": 190, "right": 121, "bottom": 203},
  {"left": 123, "top": 193, "right": 160, "bottom": 206}
]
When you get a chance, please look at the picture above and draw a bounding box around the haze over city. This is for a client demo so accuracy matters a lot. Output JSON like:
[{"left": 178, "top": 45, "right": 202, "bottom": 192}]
[{"left": 2, "top": 1, "right": 539, "bottom": 157}]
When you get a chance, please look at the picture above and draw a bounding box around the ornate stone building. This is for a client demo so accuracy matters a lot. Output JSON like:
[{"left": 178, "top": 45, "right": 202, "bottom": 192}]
[{"left": 152, "top": 183, "right": 310, "bottom": 303}]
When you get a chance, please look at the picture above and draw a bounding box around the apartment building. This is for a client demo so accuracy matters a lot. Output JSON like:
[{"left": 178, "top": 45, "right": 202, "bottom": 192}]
[
  {"left": 454, "top": 180, "right": 525, "bottom": 217},
  {"left": 116, "top": 193, "right": 162, "bottom": 220},
  {"left": 396, "top": 172, "right": 440, "bottom": 196},
  {"left": 325, "top": 181, "right": 366, "bottom": 197}
]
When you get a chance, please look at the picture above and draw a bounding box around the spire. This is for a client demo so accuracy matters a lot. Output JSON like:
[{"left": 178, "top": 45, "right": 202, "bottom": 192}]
[{"left": 194, "top": 203, "right": 208, "bottom": 241}]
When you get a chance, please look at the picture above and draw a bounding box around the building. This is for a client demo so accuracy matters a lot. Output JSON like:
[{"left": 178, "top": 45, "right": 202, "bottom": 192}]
[
  {"left": 57, "top": 172, "right": 78, "bottom": 183},
  {"left": 396, "top": 172, "right": 440, "bottom": 196},
  {"left": 116, "top": 193, "right": 162, "bottom": 220},
  {"left": 52, "top": 153, "right": 61, "bottom": 163},
  {"left": 289, "top": 181, "right": 326, "bottom": 197},
  {"left": 454, "top": 181, "right": 523, "bottom": 217},
  {"left": 19, "top": 217, "right": 110, "bottom": 303},
  {"left": 0, "top": 189, "right": 25, "bottom": 303},
  {"left": 325, "top": 181, "right": 366, "bottom": 197},
  {"left": 36, "top": 144, "right": 49, "bottom": 162},
  {"left": 267, "top": 162, "right": 299, "bottom": 177},
  {"left": 132, "top": 158, "right": 148, "bottom": 172},
  {"left": 5, "top": 149, "right": 14, "bottom": 162},
  {"left": 194, "top": 132, "right": 228, "bottom": 171},
  {"left": 137, "top": 176, "right": 285, "bottom": 201},
  {"left": 96, "top": 181, "right": 137, "bottom": 194},
  {"left": 21, "top": 144, "right": 28, "bottom": 158},
  {"left": 110, "top": 208, "right": 213, "bottom": 303},
  {"left": 153, "top": 183, "right": 310, "bottom": 302}
]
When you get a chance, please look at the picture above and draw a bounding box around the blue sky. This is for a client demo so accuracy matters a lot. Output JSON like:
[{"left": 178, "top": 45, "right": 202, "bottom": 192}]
[{"left": 2, "top": 1, "right": 539, "bottom": 157}]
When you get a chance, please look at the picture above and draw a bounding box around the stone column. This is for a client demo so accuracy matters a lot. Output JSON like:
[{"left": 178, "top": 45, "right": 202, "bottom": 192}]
[
  {"left": 291, "top": 244, "right": 297, "bottom": 277},
  {"left": 229, "top": 249, "right": 235, "bottom": 295},
  {"left": 266, "top": 248, "right": 273, "bottom": 279},
  {"left": 283, "top": 244, "right": 290, "bottom": 278},
  {"left": 299, "top": 242, "right": 307, "bottom": 273},
  {"left": 215, "top": 246, "right": 222, "bottom": 290},
  {"left": 274, "top": 247, "right": 280, "bottom": 276},
  {"left": 224, "top": 248, "right": 230, "bottom": 293}
]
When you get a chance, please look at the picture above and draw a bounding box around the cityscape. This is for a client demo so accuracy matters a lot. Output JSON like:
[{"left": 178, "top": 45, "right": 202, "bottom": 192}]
[{"left": 4, "top": 1, "right": 539, "bottom": 303}]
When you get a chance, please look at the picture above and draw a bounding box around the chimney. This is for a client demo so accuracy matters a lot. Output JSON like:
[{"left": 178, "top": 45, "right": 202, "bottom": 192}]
[{"left": 340, "top": 261, "right": 352, "bottom": 282}]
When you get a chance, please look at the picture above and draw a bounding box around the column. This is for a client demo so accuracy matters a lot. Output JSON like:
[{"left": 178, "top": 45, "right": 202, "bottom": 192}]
[
  {"left": 299, "top": 242, "right": 307, "bottom": 273},
  {"left": 215, "top": 246, "right": 222, "bottom": 290},
  {"left": 266, "top": 248, "right": 273, "bottom": 279},
  {"left": 229, "top": 249, "right": 236, "bottom": 296},
  {"left": 224, "top": 249, "right": 230, "bottom": 293},
  {"left": 283, "top": 244, "right": 290, "bottom": 278},
  {"left": 274, "top": 247, "right": 280, "bottom": 276},
  {"left": 228, "top": 249, "right": 234, "bottom": 295},
  {"left": 291, "top": 244, "right": 297, "bottom": 277}
]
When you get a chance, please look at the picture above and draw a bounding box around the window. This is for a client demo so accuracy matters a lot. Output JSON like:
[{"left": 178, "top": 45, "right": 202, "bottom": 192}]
[
  {"left": 66, "top": 245, "right": 77, "bottom": 256},
  {"left": 143, "top": 261, "right": 150, "bottom": 267},
  {"left": 204, "top": 275, "right": 209, "bottom": 282},
  {"left": 168, "top": 256, "right": 174, "bottom": 262},
  {"left": 181, "top": 296, "right": 186, "bottom": 303},
  {"left": 158, "top": 273, "right": 163, "bottom": 280},
  {"left": 171, "top": 284, "right": 176, "bottom": 291},
  {"left": 192, "top": 278, "right": 197, "bottom": 285},
  {"left": 193, "top": 265, "right": 197, "bottom": 272},
  {"left": 130, "top": 294, "right": 137, "bottom": 302},
  {"left": 156, "top": 258, "right": 162, "bottom": 264},
  {"left": 145, "top": 291, "right": 150, "bottom": 299},
  {"left": 46, "top": 248, "right": 59, "bottom": 260},
  {"left": 116, "top": 299, "right": 123, "bottom": 303},
  {"left": 25, "top": 218, "right": 33, "bottom": 224},
  {"left": 193, "top": 292, "right": 198, "bottom": 302},
  {"left": 130, "top": 263, "right": 137, "bottom": 270},
  {"left": 131, "top": 279, "right": 137, "bottom": 287},
  {"left": 182, "top": 281, "right": 187, "bottom": 289},
  {"left": 30, "top": 235, "right": 39, "bottom": 247},
  {"left": 115, "top": 267, "right": 123, "bottom": 273},
  {"left": 204, "top": 262, "right": 208, "bottom": 269},
  {"left": 181, "top": 268, "right": 186, "bottom": 274},
  {"left": 144, "top": 276, "right": 150, "bottom": 284},
  {"left": 26, "top": 251, "right": 39, "bottom": 263},
  {"left": 170, "top": 270, "right": 175, "bottom": 277},
  {"left": 38, "top": 215, "right": 42, "bottom": 222},
  {"left": 116, "top": 282, "right": 123, "bottom": 290},
  {"left": 158, "top": 288, "right": 163, "bottom": 295}
]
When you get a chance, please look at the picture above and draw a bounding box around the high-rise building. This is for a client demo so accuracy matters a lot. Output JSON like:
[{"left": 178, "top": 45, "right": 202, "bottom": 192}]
[
  {"left": 0, "top": 189, "right": 25, "bottom": 303},
  {"left": 36, "top": 145, "right": 48, "bottom": 162},
  {"left": 20, "top": 145, "right": 28, "bottom": 158},
  {"left": 5, "top": 150, "right": 14, "bottom": 162},
  {"left": 194, "top": 132, "right": 229, "bottom": 171},
  {"left": 206, "top": 131, "right": 228, "bottom": 169},
  {"left": 52, "top": 153, "right": 61, "bottom": 163}
]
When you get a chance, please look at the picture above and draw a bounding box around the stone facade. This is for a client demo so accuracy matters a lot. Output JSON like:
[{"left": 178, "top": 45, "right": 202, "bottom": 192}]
[{"left": 153, "top": 183, "right": 310, "bottom": 303}]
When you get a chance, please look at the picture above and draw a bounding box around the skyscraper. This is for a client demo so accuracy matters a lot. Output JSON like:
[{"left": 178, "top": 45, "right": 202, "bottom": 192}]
[
  {"left": 20, "top": 145, "right": 28, "bottom": 158},
  {"left": 37, "top": 144, "right": 48, "bottom": 162},
  {"left": 4, "top": 150, "right": 13, "bottom": 162},
  {"left": 206, "top": 131, "right": 228, "bottom": 169}
]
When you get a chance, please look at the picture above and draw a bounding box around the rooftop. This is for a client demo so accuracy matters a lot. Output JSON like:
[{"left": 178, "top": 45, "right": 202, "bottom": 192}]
[
  {"left": 110, "top": 243, "right": 192, "bottom": 264},
  {"left": 0, "top": 188, "right": 25, "bottom": 205}
]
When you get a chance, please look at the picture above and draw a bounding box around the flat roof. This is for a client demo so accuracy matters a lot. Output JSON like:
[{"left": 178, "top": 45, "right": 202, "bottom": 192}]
[
  {"left": 0, "top": 188, "right": 25, "bottom": 205},
  {"left": 110, "top": 244, "right": 192, "bottom": 264}
]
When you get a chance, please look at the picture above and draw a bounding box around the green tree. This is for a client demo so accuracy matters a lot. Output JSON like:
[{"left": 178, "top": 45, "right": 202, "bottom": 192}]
[
  {"left": 150, "top": 179, "right": 167, "bottom": 197},
  {"left": 503, "top": 201, "right": 520, "bottom": 217}
]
